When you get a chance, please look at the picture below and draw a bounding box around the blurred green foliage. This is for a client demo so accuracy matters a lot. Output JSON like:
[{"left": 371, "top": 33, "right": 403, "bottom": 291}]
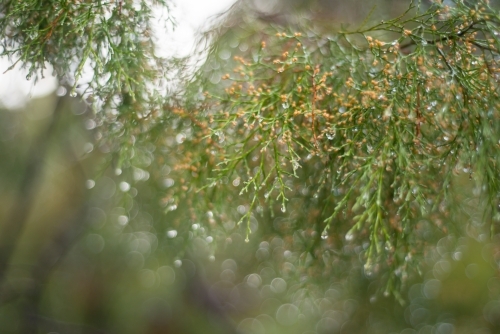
[{"left": 2, "top": 1, "right": 500, "bottom": 333}]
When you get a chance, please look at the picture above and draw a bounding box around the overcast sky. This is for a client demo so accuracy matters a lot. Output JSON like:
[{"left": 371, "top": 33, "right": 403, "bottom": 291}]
[{"left": 0, "top": 0, "right": 237, "bottom": 109}]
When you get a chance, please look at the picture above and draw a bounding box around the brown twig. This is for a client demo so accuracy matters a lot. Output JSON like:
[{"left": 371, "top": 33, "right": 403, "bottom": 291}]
[
  {"left": 42, "top": 10, "right": 64, "bottom": 44},
  {"left": 399, "top": 21, "right": 478, "bottom": 51}
]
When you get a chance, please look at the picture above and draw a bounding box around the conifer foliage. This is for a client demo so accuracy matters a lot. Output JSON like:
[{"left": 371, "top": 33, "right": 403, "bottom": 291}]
[
  {"left": 171, "top": 0, "right": 500, "bottom": 294},
  {"left": 2, "top": 0, "right": 500, "bottom": 331}
]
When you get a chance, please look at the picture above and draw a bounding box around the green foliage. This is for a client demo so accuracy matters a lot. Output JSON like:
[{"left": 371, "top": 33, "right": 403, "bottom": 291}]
[
  {"left": 0, "top": 0, "right": 173, "bottom": 120},
  {"left": 147, "top": 0, "right": 500, "bottom": 296},
  {"left": 3, "top": 1, "right": 500, "bottom": 331}
]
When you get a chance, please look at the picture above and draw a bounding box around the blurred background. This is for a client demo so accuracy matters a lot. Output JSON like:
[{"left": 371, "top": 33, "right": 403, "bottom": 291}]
[{"left": 1, "top": 0, "right": 500, "bottom": 333}]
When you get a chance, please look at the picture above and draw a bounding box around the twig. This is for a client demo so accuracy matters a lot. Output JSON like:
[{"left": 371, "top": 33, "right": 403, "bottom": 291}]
[{"left": 399, "top": 21, "right": 478, "bottom": 51}]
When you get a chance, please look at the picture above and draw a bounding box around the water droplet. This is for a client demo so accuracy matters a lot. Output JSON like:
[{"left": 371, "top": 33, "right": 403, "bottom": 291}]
[
  {"left": 281, "top": 204, "right": 286, "bottom": 213},
  {"left": 321, "top": 230, "right": 328, "bottom": 240},
  {"left": 28, "top": 30, "right": 38, "bottom": 40},
  {"left": 245, "top": 237, "right": 250, "bottom": 243},
  {"left": 214, "top": 130, "right": 225, "bottom": 143},
  {"left": 237, "top": 205, "right": 246, "bottom": 214},
  {"left": 176, "top": 133, "right": 186, "bottom": 144},
  {"left": 118, "top": 215, "right": 128, "bottom": 225},
  {"left": 167, "top": 230, "right": 177, "bottom": 238},
  {"left": 70, "top": 89, "right": 77, "bottom": 97},
  {"left": 56, "top": 86, "right": 67, "bottom": 96},
  {"left": 345, "top": 232, "right": 354, "bottom": 241},
  {"left": 163, "top": 178, "right": 174, "bottom": 188},
  {"left": 291, "top": 159, "right": 301, "bottom": 172},
  {"left": 85, "top": 179, "right": 95, "bottom": 189},
  {"left": 282, "top": 102, "right": 289, "bottom": 109},
  {"left": 232, "top": 177, "right": 241, "bottom": 187},
  {"left": 26, "top": 74, "right": 31, "bottom": 80},
  {"left": 364, "top": 263, "right": 374, "bottom": 277},
  {"left": 119, "top": 181, "right": 130, "bottom": 192}
]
